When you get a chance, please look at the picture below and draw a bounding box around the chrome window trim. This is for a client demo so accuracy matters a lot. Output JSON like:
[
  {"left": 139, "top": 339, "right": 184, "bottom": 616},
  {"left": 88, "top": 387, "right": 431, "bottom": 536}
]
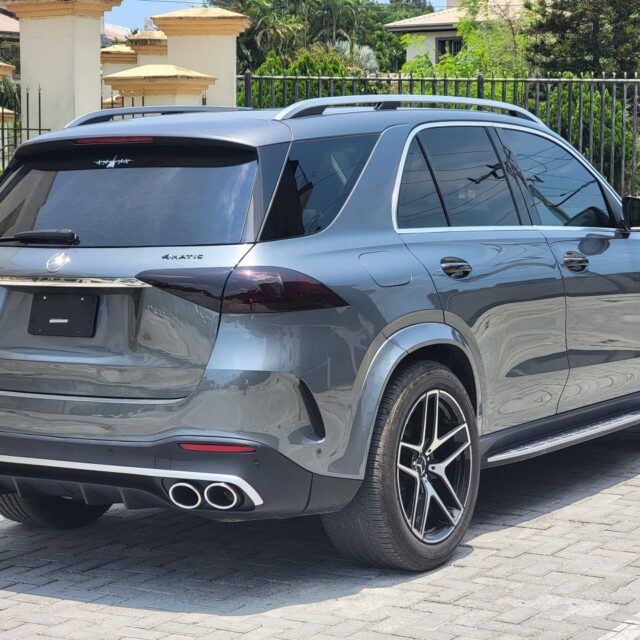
[
  {"left": 0, "top": 454, "right": 264, "bottom": 506},
  {"left": 392, "top": 121, "right": 621, "bottom": 234},
  {"left": 0, "top": 276, "right": 150, "bottom": 288}
]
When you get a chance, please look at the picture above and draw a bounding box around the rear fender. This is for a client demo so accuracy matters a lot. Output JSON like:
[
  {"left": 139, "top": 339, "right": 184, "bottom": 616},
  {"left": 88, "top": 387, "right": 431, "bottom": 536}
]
[{"left": 331, "top": 323, "right": 484, "bottom": 478}]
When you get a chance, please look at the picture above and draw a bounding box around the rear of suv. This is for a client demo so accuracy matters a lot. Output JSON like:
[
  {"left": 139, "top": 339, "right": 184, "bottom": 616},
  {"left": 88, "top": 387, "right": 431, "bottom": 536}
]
[{"left": 0, "top": 96, "right": 636, "bottom": 571}]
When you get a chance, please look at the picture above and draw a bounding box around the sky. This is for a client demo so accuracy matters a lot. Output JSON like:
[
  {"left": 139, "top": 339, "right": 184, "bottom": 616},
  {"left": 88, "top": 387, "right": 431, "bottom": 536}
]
[
  {"left": 106, "top": 1, "right": 199, "bottom": 29},
  {"left": 106, "top": 0, "right": 445, "bottom": 30}
]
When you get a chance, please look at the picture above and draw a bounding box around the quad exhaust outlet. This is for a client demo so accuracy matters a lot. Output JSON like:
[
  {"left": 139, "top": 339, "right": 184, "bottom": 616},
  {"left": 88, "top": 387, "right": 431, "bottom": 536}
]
[
  {"left": 168, "top": 482, "right": 202, "bottom": 510},
  {"left": 167, "top": 481, "right": 242, "bottom": 511},
  {"left": 204, "top": 482, "right": 240, "bottom": 510}
]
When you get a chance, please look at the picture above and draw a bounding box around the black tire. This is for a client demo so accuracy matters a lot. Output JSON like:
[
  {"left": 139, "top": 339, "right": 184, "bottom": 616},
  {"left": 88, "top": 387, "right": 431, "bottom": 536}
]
[
  {"left": 322, "top": 360, "right": 480, "bottom": 571},
  {"left": 0, "top": 493, "right": 111, "bottom": 529}
]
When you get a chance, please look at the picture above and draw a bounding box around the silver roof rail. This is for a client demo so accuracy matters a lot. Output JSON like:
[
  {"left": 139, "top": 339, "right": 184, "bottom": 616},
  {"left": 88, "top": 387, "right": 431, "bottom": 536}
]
[
  {"left": 66, "top": 105, "right": 246, "bottom": 128},
  {"left": 273, "top": 94, "right": 545, "bottom": 126}
]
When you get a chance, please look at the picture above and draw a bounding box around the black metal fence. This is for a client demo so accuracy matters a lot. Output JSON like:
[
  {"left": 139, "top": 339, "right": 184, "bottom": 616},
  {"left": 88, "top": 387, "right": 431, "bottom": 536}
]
[
  {"left": 238, "top": 72, "right": 640, "bottom": 195},
  {"left": 0, "top": 87, "right": 48, "bottom": 170}
]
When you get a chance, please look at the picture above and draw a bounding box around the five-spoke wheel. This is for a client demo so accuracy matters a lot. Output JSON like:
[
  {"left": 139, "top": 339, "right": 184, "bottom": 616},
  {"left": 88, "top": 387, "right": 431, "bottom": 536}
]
[
  {"left": 397, "top": 390, "right": 472, "bottom": 544},
  {"left": 322, "top": 360, "right": 479, "bottom": 571}
]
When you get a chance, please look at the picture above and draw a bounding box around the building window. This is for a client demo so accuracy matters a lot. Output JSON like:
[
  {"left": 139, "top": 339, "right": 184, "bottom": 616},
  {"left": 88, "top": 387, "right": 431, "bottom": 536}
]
[{"left": 436, "top": 37, "right": 463, "bottom": 61}]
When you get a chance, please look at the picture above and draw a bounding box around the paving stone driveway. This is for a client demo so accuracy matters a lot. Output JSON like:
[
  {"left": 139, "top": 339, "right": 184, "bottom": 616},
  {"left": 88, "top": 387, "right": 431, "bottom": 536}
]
[{"left": 1, "top": 428, "right": 640, "bottom": 640}]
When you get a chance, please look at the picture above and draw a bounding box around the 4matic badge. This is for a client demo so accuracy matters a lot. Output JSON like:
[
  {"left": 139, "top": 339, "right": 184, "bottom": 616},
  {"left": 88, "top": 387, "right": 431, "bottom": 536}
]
[{"left": 162, "top": 254, "right": 204, "bottom": 260}]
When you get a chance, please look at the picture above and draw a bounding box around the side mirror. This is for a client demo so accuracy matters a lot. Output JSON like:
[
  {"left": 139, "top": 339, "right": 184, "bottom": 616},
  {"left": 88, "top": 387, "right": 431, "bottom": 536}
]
[{"left": 623, "top": 196, "right": 640, "bottom": 231}]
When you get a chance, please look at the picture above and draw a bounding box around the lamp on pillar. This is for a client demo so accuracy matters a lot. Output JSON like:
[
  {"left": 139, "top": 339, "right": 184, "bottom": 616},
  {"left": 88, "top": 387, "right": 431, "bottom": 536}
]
[
  {"left": 5, "top": 0, "right": 123, "bottom": 132},
  {"left": 151, "top": 8, "right": 250, "bottom": 107}
]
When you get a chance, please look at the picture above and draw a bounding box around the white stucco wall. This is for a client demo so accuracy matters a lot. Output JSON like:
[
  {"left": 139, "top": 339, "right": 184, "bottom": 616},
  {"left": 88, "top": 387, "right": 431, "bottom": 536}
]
[
  {"left": 406, "top": 30, "right": 459, "bottom": 65},
  {"left": 20, "top": 15, "right": 102, "bottom": 131},
  {"left": 137, "top": 52, "right": 168, "bottom": 66},
  {"left": 166, "top": 35, "right": 235, "bottom": 106}
]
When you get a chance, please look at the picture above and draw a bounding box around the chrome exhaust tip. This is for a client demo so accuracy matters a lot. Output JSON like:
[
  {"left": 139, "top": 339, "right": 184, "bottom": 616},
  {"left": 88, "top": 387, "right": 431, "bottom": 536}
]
[
  {"left": 168, "top": 482, "right": 202, "bottom": 510},
  {"left": 204, "top": 482, "right": 240, "bottom": 510}
]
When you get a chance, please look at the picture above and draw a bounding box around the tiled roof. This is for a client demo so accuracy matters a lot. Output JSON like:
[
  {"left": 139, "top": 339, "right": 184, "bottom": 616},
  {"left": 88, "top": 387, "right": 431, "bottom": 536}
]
[
  {"left": 103, "top": 22, "right": 130, "bottom": 41},
  {"left": 385, "top": 1, "right": 523, "bottom": 33},
  {"left": 385, "top": 7, "right": 463, "bottom": 32}
]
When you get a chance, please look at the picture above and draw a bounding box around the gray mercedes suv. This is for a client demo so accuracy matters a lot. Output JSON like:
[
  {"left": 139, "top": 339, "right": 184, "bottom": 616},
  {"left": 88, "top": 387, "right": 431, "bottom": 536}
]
[{"left": 0, "top": 95, "right": 637, "bottom": 571}]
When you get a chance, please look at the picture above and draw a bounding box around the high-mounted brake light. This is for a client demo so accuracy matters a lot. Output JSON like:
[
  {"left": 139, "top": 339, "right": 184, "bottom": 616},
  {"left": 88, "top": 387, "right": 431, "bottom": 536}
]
[
  {"left": 179, "top": 443, "right": 256, "bottom": 453},
  {"left": 74, "top": 136, "right": 154, "bottom": 145},
  {"left": 136, "top": 267, "right": 347, "bottom": 314}
]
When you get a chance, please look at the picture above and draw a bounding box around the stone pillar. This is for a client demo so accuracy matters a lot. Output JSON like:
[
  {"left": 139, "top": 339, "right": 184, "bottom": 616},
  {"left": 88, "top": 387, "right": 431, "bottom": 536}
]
[
  {"left": 127, "top": 30, "right": 168, "bottom": 66},
  {"left": 103, "top": 64, "right": 214, "bottom": 107},
  {"left": 5, "top": 0, "right": 123, "bottom": 132},
  {"left": 100, "top": 44, "right": 137, "bottom": 102},
  {"left": 151, "top": 8, "right": 249, "bottom": 107}
]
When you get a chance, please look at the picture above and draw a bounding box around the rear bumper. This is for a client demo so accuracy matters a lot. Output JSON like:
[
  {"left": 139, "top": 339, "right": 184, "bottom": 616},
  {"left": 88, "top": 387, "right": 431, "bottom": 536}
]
[{"left": 0, "top": 433, "right": 360, "bottom": 520}]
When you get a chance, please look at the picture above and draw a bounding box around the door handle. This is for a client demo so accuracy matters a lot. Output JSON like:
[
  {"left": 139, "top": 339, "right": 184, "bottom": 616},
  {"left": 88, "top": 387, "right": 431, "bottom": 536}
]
[
  {"left": 563, "top": 250, "right": 589, "bottom": 272},
  {"left": 441, "top": 257, "right": 472, "bottom": 279}
]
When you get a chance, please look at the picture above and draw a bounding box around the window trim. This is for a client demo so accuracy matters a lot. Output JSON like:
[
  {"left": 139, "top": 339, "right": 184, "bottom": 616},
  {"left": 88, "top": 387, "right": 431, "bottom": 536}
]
[
  {"left": 435, "top": 36, "right": 463, "bottom": 62},
  {"left": 392, "top": 121, "right": 622, "bottom": 234}
]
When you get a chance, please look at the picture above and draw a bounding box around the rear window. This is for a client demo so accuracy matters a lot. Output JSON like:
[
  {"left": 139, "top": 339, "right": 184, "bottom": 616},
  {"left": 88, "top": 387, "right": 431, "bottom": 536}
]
[
  {"left": 0, "top": 143, "right": 258, "bottom": 247},
  {"left": 261, "top": 134, "right": 377, "bottom": 240}
]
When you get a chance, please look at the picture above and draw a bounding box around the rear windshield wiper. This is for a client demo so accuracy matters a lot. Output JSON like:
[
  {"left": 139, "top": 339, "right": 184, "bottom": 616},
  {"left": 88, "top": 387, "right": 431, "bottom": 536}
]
[{"left": 0, "top": 230, "right": 79, "bottom": 245}]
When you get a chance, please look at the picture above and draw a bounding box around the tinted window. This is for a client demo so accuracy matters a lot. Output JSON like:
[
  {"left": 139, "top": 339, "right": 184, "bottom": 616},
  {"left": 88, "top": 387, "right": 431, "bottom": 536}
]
[
  {"left": 419, "top": 127, "right": 520, "bottom": 227},
  {"left": 261, "top": 134, "right": 376, "bottom": 240},
  {"left": 499, "top": 129, "right": 611, "bottom": 227},
  {"left": 397, "top": 139, "right": 447, "bottom": 229},
  {"left": 0, "top": 144, "right": 257, "bottom": 247}
]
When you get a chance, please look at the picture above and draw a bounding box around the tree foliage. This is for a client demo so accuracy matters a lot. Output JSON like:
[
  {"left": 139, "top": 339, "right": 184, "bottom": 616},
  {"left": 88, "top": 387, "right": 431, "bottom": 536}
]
[
  {"left": 525, "top": 0, "right": 640, "bottom": 76},
  {"left": 401, "top": 0, "right": 527, "bottom": 76},
  {"left": 208, "top": 0, "right": 433, "bottom": 72}
]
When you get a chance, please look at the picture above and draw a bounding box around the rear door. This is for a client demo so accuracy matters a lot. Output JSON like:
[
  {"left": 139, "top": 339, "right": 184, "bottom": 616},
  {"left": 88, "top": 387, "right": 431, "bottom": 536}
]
[
  {"left": 0, "top": 137, "right": 264, "bottom": 399},
  {"left": 396, "top": 124, "right": 569, "bottom": 433},
  {"left": 497, "top": 127, "right": 640, "bottom": 413}
]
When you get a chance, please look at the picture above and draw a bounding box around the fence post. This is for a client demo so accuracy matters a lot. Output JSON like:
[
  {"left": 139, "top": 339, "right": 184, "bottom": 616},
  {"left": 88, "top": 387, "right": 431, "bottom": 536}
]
[
  {"left": 243, "top": 70, "right": 252, "bottom": 108},
  {"left": 477, "top": 73, "right": 484, "bottom": 102}
]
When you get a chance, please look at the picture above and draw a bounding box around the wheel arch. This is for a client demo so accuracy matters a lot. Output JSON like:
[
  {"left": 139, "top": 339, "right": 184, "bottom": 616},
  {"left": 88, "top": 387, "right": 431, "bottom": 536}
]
[{"left": 333, "top": 323, "right": 485, "bottom": 479}]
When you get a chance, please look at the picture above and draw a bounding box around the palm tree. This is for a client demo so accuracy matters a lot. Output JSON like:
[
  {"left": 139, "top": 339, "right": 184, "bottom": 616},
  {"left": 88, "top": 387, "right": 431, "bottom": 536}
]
[
  {"left": 316, "top": 0, "right": 356, "bottom": 45},
  {"left": 254, "top": 10, "right": 304, "bottom": 59}
]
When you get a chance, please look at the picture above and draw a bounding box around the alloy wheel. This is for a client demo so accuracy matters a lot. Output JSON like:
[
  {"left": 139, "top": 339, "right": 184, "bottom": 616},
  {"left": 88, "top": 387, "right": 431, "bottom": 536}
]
[{"left": 396, "top": 389, "right": 472, "bottom": 544}]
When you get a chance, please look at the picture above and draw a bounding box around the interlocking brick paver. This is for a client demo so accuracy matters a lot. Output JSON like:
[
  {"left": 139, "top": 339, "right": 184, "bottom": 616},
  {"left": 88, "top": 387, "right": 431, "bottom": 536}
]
[{"left": 0, "top": 428, "right": 640, "bottom": 639}]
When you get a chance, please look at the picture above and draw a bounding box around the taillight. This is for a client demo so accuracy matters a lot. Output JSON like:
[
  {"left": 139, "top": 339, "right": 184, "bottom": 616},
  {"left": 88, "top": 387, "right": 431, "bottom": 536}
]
[
  {"left": 136, "top": 266, "right": 347, "bottom": 313},
  {"left": 136, "top": 267, "right": 231, "bottom": 312},
  {"left": 223, "top": 267, "right": 346, "bottom": 313}
]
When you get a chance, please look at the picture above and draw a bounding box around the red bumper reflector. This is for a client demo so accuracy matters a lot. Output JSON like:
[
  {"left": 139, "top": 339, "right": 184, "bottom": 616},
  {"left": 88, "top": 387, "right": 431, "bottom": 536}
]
[{"left": 179, "top": 443, "right": 256, "bottom": 453}]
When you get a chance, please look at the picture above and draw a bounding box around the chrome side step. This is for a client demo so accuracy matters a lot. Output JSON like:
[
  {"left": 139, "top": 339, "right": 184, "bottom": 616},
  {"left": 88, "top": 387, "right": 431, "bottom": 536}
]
[{"left": 486, "top": 410, "right": 640, "bottom": 466}]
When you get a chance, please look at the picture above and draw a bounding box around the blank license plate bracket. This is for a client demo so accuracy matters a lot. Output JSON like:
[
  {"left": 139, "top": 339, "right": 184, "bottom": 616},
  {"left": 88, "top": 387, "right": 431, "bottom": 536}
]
[{"left": 28, "top": 293, "right": 99, "bottom": 337}]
